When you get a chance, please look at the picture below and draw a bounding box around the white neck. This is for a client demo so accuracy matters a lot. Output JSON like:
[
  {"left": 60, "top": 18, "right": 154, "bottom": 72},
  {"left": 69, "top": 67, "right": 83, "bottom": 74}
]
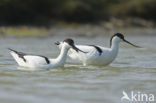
[
  {"left": 51, "top": 45, "right": 69, "bottom": 67},
  {"left": 110, "top": 38, "right": 119, "bottom": 58}
]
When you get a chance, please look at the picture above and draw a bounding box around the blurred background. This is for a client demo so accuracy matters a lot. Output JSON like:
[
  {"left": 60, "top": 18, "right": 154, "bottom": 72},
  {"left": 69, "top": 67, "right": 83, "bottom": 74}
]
[
  {"left": 0, "top": 0, "right": 156, "bottom": 37},
  {"left": 0, "top": 1, "right": 156, "bottom": 103}
]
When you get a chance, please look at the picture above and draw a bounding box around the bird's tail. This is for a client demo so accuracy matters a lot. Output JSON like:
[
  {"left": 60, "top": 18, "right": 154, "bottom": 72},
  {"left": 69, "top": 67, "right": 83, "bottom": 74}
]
[
  {"left": 8, "top": 48, "right": 21, "bottom": 65},
  {"left": 8, "top": 48, "right": 18, "bottom": 53}
]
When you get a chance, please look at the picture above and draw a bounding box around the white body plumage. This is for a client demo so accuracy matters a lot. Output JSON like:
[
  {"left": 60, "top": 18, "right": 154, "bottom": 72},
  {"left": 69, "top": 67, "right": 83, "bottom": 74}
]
[
  {"left": 56, "top": 33, "right": 140, "bottom": 66},
  {"left": 9, "top": 39, "right": 84, "bottom": 69}
]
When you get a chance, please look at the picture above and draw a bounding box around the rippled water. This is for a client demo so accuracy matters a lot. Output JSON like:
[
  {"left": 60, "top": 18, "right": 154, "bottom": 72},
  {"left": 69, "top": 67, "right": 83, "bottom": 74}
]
[{"left": 0, "top": 36, "right": 156, "bottom": 103}]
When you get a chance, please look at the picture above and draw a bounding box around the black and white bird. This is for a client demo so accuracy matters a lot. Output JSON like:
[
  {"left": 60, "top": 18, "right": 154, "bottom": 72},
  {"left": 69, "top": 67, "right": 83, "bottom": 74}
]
[
  {"left": 9, "top": 38, "right": 86, "bottom": 69},
  {"left": 56, "top": 33, "right": 140, "bottom": 66}
]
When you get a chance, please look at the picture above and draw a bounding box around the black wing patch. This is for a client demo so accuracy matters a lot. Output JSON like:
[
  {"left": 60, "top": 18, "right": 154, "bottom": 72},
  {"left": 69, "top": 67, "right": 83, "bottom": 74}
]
[
  {"left": 8, "top": 48, "right": 27, "bottom": 62},
  {"left": 89, "top": 45, "right": 103, "bottom": 56},
  {"left": 38, "top": 55, "right": 50, "bottom": 64},
  {"left": 8, "top": 48, "right": 50, "bottom": 64}
]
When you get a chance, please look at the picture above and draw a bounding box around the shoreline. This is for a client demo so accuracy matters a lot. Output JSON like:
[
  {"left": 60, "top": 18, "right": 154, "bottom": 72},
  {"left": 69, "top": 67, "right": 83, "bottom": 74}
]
[{"left": 0, "top": 18, "right": 156, "bottom": 38}]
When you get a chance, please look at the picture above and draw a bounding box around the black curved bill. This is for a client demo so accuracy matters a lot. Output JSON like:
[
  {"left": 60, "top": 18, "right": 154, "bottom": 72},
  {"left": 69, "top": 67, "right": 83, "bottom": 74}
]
[
  {"left": 55, "top": 41, "right": 60, "bottom": 45},
  {"left": 71, "top": 44, "right": 88, "bottom": 53},
  {"left": 123, "top": 39, "right": 141, "bottom": 48}
]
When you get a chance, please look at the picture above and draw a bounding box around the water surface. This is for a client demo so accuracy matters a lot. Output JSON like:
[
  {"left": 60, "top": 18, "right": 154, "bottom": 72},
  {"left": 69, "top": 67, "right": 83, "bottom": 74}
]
[{"left": 0, "top": 36, "right": 156, "bottom": 103}]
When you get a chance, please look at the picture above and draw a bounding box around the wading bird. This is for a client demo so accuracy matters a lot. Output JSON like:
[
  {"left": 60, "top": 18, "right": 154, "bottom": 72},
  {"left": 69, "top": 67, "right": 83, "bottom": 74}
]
[
  {"left": 9, "top": 39, "right": 86, "bottom": 69},
  {"left": 55, "top": 33, "right": 140, "bottom": 66}
]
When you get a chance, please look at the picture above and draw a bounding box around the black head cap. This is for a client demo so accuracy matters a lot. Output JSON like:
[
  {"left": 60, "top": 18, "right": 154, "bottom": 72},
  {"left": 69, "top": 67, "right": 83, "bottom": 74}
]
[
  {"left": 114, "top": 33, "right": 124, "bottom": 40},
  {"left": 63, "top": 38, "right": 74, "bottom": 45},
  {"left": 110, "top": 33, "right": 124, "bottom": 47},
  {"left": 63, "top": 38, "right": 89, "bottom": 53}
]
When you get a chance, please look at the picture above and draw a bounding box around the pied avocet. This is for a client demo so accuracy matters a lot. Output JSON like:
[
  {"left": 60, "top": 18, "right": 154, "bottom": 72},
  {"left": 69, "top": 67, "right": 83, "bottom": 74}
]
[
  {"left": 55, "top": 33, "right": 140, "bottom": 66},
  {"left": 9, "top": 38, "right": 86, "bottom": 69}
]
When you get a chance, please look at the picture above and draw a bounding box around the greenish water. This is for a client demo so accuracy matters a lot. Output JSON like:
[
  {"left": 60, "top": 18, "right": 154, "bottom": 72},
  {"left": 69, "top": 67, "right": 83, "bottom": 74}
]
[{"left": 0, "top": 36, "right": 156, "bottom": 103}]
